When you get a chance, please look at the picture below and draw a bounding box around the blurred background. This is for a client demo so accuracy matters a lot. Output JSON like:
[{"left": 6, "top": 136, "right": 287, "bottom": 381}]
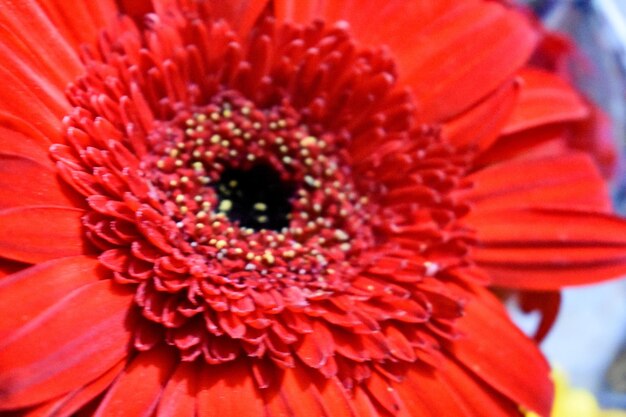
[{"left": 514, "top": 0, "right": 626, "bottom": 410}]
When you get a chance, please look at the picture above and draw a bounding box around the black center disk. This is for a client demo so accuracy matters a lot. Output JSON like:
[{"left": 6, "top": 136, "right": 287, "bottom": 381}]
[{"left": 214, "top": 164, "right": 295, "bottom": 231}]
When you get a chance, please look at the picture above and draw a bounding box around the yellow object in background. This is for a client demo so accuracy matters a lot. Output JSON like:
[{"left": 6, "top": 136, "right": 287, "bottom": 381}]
[{"left": 527, "top": 371, "right": 626, "bottom": 417}]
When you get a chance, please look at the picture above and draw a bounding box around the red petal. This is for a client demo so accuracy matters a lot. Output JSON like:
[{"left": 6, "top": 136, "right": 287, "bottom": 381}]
[
  {"left": 0, "top": 280, "right": 134, "bottom": 409},
  {"left": 465, "top": 208, "right": 626, "bottom": 289},
  {"left": 0, "top": 206, "right": 86, "bottom": 263},
  {"left": 94, "top": 346, "right": 178, "bottom": 417},
  {"left": 400, "top": 2, "right": 537, "bottom": 122},
  {"left": 50, "top": 360, "right": 126, "bottom": 417},
  {"left": 442, "top": 79, "right": 520, "bottom": 152},
  {"left": 156, "top": 362, "right": 198, "bottom": 417},
  {"left": 439, "top": 358, "right": 521, "bottom": 417},
  {"left": 0, "top": 122, "right": 51, "bottom": 160},
  {"left": 0, "top": 154, "right": 79, "bottom": 210},
  {"left": 517, "top": 291, "right": 562, "bottom": 343},
  {"left": 503, "top": 68, "right": 589, "bottom": 134},
  {"left": 391, "top": 365, "right": 472, "bottom": 417},
  {"left": 461, "top": 153, "right": 610, "bottom": 212},
  {"left": 196, "top": 361, "right": 264, "bottom": 417},
  {"left": 0, "top": 256, "right": 102, "bottom": 340},
  {"left": 451, "top": 287, "right": 553, "bottom": 417},
  {"left": 153, "top": 0, "right": 268, "bottom": 36},
  {"left": 276, "top": 1, "right": 537, "bottom": 122},
  {"left": 35, "top": 0, "right": 118, "bottom": 50}
]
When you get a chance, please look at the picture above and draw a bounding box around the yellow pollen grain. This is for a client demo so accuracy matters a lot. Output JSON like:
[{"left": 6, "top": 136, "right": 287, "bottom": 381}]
[
  {"left": 174, "top": 160, "right": 183, "bottom": 167},
  {"left": 300, "top": 136, "right": 317, "bottom": 147},
  {"left": 179, "top": 206, "right": 188, "bottom": 214},
  {"left": 221, "top": 140, "right": 230, "bottom": 148},
  {"left": 282, "top": 156, "right": 293, "bottom": 164},
  {"left": 279, "top": 145, "right": 288, "bottom": 153},
  {"left": 192, "top": 161, "right": 203, "bottom": 171},
  {"left": 192, "top": 150, "right": 202, "bottom": 159},
  {"left": 195, "top": 138, "right": 204, "bottom": 146},
  {"left": 212, "top": 221, "right": 222, "bottom": 228},
  {"left": 180, "top": 176, "right": 190, "bottom": 183},
  {"left": 210, "top": 112, "right": 220, "bottom": 121},
  {"left": 210, "top": 134, "right": 221, "bottom": 144},
  {"left": 263, "top": 252, "right": 275, "bottom": 264},
  {"left": 257, "top": 215, "right": 268, "bottom": 224},
  {"left": 169, "top": 180, "right": 178, "bottom": 187},
  {"left": 197, "top": 211, "right": 207, "bottom": 219},
  {"left": 219, "top": 199, "right": 233, "bottom": 212},
  {"left": 254, "top": 202, "right": 267, "bottom": 211},
  {"left": 246, "top": 252, "right": 255, "bottom": 260},
  {"left": 234, "top": 247, "right": 244, "bottom": 254},
  {"left": 196, "top": 125, "right": 204, "bottom": 132},
  {"left": 278, "top": 119, "right": 287, "bottom": 128},
  {"left": 185, "top": 118, "right": 195, "bottom": 126},
  {"left": 334, "top": 229, "right": 349, "bottom": 241},
  {"left": 275, "top": 137, "right": 284, "bottom": 145},
  {"left": 156, "top": 160, "right": 165, "bottom": 169},
  {"left": 175, "top": 195, "right": 185, "bottom": 203},
  {"left": 222, "top": 109, "right": 233, "bottom": 118},
  {"left": 241, "top": 106, "right": 251, "bottom": 115},
  {"left": 196, "top": 114, "right": 207, "bottom": 122},
  {"left": 243, "top": 133, "right": 252, "bottom": 140},
  {"left": 195, "top": 222, "right": 204, "bottom": 228},
  {"left": 169, "top": 149, "right": 179, "bottom": 157},
  {"left": 215, "top": 240, "right": 227, "bottom": 249}
]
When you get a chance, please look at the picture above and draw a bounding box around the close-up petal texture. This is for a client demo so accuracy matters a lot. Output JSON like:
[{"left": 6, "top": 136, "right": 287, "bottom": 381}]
[{"left": 1, "top": 0, "right": 625, "bottom": 416}]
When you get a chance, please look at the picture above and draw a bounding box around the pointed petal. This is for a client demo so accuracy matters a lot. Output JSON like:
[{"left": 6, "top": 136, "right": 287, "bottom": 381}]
[
  {"left": 197, "top": 361, "right": 264, "bottom": 417},
  {"left": 35, "top": 0, "right": 118, "bottom": 49},
  {"left": 0, "top": 256, "right": 102, "bottom": 340},
  {"left": 442, "top": 79, "right": 520, "bottom": 152},
  {"left": 94, "top": 346, "right": 178, "bottom": 417},
  {"left": 439, "top": 359, "right": 521, "bottom": 417},
  {"left": 461, "top": 153, "right": 610, "bottom": 212},
  {"left": 0, "top": 124, "right": 51, "bottom": 160},
  {"left": 451, "top": 288, "right": 553, "bottom": 417},
  {"left": 0, "top": 206, "right": 86, "bottom": 263},
  {"left": 263, "top": 366, "right": 350, "bottom": 417},
  {"left": 0, "top": 154, "right": 80, "bottom": 210},
  {"left": 465, "top": 208, "right": 626, "bottom": 289},
  {"left": 51, "top": 360, "right": 126, "bottom": 417},
  {"left": 392, "top": 366, "right": 472, "bottom": 417},
  {"left": 156, "top": 362, "right": 198, "bottom": 417},
  {"left": 399, "top": 2, "right": 537, "bottom": 122},
  {"left": 0, "top": 280, "right": 135, "bottom": 409},
  {"left": 503, "top": 68, "right": 589, "bottom": 134}
]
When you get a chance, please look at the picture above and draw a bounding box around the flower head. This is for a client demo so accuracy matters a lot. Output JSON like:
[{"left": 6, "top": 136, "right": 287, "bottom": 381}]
[{"left": 1, "top": 1, "right": 626, "bottom": 416}]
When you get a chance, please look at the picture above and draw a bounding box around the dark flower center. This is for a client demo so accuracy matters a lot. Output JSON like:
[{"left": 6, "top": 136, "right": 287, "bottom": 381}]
[{"left": 214, "top": 164, "right": 295, "bottom": 231}]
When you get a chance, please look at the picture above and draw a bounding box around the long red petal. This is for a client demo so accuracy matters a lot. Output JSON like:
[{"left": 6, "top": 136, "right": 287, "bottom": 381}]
[
  {"left": 399, "top": 2, "right": 537, "bottom": 122},
  {"left": 451, "top": 287, "right": 553, "bottom": 417},
  {"left": 156, "top": 362, "right": 198, "bottom": 417},
  {"left": 460, "top": 153, "right": 610, "bottom": 212},
  {"left": 0, "top": 256, "right": 101, "bottom": 340},
  {"left": 503, "top": 68, "right": 589, "bottom": 134},
  {"left": 0, "top": 206, "right": 86, "bottom": 263},
  {"left": 196, "top": 361, "right": 264, "bottom": 417},
  {"left": 0, "top": 280, "right": 134, "bottom": 409},
  {"left": 94, "top": 346, "right": 178, "bottom": 417},
  {"left": 50, "top": 360, "right": 126, "bottom": 417},
  {"left": 392, "top": 365, "right": 472, "bottom": 417},
  {"left": 0, "top": 154, "right": 79, "bottom": 210},
  {"left": 439, "top": 358, "right": 521, "bottom": 417},
  {"left": 465, "top": 208, "right": 626, "bottom": 289},
  {"left": 442, "top": 79, "right": 520, "bottom": 152}
]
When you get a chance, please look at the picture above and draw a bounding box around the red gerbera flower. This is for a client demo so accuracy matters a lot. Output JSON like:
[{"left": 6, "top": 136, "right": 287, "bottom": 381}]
[{"left": 1, "top": 1, "right": 625, "bottom": 416}]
